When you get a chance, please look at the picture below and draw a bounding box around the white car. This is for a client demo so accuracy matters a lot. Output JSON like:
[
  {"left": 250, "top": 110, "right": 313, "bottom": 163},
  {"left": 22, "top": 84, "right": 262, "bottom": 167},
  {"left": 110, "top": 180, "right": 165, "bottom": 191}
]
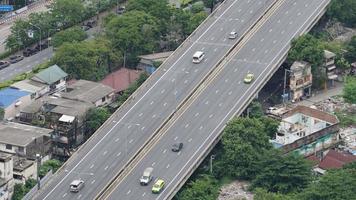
[
  {"left": 70, "top": 179, "right": 84, "bottom": 192},
  {"left": 228, "top": 31, "right": 238, "bottom": 39}
]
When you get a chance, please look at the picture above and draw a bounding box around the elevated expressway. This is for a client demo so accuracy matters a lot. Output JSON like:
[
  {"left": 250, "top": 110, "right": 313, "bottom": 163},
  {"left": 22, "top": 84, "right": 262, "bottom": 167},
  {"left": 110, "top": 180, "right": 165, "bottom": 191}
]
[
  {"left": 33, "top": 0, "right": 278, "bottom": 199},
  {"left": 101, "top": 0, "right": 331, "bottom": 199}
]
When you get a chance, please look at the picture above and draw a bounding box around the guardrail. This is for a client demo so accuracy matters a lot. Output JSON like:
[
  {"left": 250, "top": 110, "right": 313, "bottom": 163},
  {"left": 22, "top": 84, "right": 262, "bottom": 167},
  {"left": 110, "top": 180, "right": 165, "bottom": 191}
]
[{"left": 23, "top": 170, "right": 53, "bottom": 200}]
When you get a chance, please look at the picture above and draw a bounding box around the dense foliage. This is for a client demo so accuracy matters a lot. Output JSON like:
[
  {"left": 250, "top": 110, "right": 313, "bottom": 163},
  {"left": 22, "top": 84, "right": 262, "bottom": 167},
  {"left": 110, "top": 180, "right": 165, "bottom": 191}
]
[
  {"left": 85, "top": 107, "right": 111, "bottom": 135},
  {"left": 177, "top": 175, "right": 220, "bottom": 200},
  {"left": 52, "top": 26, "right": 87, "bottom": 48},
  {"left": 343, "top": 76, "right": 356, "bottom": 104},
  {"left": 12, "top": 179, "right": 37, "bottom": 200},
  {"left": 327, "top": 0, "right": 356, "bottom": 28},
  {"left": 39, "top": 159, "right": 62, "bottom": 178}
]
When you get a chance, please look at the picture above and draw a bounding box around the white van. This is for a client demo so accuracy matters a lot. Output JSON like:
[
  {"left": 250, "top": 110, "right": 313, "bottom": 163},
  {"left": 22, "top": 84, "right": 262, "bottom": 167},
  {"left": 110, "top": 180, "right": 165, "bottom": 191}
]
[
  {"left": 70, "top": 179, "right": 84, "bottom": 192},
  {"left": 192, "top": 51, "right": 205, "bottom": 63},
  {"left": 140, "top": 167, "right": 153, "bottom": 185}
]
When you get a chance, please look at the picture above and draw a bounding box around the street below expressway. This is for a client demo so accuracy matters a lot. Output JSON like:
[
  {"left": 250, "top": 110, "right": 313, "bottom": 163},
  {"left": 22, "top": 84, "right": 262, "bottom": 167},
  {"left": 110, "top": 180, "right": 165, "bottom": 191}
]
[{"left": 33, "top": 0, "right": 278, "bottom": 199}]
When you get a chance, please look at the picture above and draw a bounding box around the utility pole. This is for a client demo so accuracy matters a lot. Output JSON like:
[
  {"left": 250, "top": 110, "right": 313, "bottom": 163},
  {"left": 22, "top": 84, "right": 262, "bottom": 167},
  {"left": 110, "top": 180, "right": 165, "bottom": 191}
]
[
  {"left": 36, "top": 154, "right": 41, "bottom": 190},
  {"left": 209, "top": 155, "right": 215, "bottom": 174}
]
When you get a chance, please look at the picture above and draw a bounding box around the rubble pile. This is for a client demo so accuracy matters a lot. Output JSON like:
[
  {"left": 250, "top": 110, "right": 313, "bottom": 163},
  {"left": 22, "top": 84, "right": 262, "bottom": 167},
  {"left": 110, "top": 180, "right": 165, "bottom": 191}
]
[{"left": 218, "top": 181, "right": 253, "bottom": 200}]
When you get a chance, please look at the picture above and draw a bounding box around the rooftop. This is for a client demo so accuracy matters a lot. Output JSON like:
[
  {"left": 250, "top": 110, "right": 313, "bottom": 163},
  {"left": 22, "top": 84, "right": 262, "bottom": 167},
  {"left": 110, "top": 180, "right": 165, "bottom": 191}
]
[
  {"left": 319, "top": 149, "right": 356, "bottom": 170},
  {"left": 0, "top": 122, "right": 52, "bottom": 147},
  {"left": 11, "top": 79, "right": 47, "bottom": 93},
  {"left": 31, "top": 65, "right": 67, "bottom": 85},
  {"left": 46, "top": 96, "right": 94, "bottom": 117},
  {"left": 60, "top": 80, "right": 114, "bottom": 103},
  {"left": 290, "top": 61, "right": 310, "bottom": 72},
  {"left": 324, "top": 50, "right": 336, "bottom": 59},
  {"left": 274, "top": 105, "right": 338, "bottom": 145},
  {"left": 0, "top": 87, "right": 30, "bottom": 108},
  {"left": 101, "top": 68, "right": 144, "bottom": 93}
]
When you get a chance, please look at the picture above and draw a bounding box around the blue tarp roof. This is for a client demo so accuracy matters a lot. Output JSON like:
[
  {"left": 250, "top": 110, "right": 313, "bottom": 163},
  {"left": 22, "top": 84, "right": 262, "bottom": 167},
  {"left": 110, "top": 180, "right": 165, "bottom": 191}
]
[{"left": 0, "top": 87, "right": 30, "bottom": 108}]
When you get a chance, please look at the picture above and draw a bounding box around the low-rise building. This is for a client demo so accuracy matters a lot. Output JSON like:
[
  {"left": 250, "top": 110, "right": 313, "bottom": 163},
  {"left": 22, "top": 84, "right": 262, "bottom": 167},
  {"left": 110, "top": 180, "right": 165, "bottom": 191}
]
[
  {"left": 0, "top": 87, "right": 32, "bottom": 120},
  {"left": 12, "top": 157, "right": 36, "bottom": 183},
  {"left": 271, "top": 105, "right": 339, "bottom": 156},
  {"left": 60, "top": 80, "right": 115, "bottom": 107},
  {"left": 289, "top": 61, "right": 312, "bottom": 102},
  {"left": 0, "top": 122, "right": 52, "bottom": 160},
  {"left": 0, "top": 153, "right": 13, "bottom": 200},
  {"left": 323, "top": 50, "right": 338, "bottom": 87},
  {"left": 137, "top": 51, "right": 173, "bottom": 74},
  {"left": 101, "top": 68, "right": 144, "bottom": 94},
  {"left": 11, "top": 65, "right": 67, "bottom": 99}
]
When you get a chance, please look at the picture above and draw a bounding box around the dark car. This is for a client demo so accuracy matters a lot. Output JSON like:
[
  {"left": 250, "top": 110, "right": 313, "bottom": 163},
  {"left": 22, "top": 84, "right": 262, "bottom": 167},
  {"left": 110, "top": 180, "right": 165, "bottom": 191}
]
[
  {"left": 84, "top": 19, "right": 96, "bottom": 28},
  {"left": 0, "top": 60, "right": 10, "bottom": 69},
  {"left": 117, "top": 6, "right": 126, "bottom": 14},
  {"left": 9, "top": 55, "right": 24, "bottom": 63},
  {"left": 23, "top": 47, "right": 38, "bottom": 57},
  {"left": 35, "top": 41, "right": 49, "bottom": 51},
  {"left": 171, "top": 143, "right": 183, "bottom": 152}
]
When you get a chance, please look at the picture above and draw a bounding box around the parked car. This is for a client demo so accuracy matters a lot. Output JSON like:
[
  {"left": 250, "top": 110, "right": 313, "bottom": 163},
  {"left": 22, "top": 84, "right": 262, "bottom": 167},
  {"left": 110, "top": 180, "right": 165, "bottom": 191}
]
[
  {"left": 172, "top": 142, "right": 183, "bottom": 152},
  {"left": 81, "top": 25, "right": 90, "bottom": 31},
  {"left": 9, "top": 55, "right": 24, "bottom": 63},
  {"left": 35, "top": 41, "right": 49, "bottom": 51},
  {"left": 23, "top": 47, "right": 38, "bottom": 57},
  {"left": 0, "top": 61, "right": 10, "bottom": 69},
  {"left": 152, "top": 179, "right": 165, "bottom": 194},
  {"left": 117, "top": 6, "right": 126, "bottom": 14},
  {"left": 83, "top": 19, "right": 96, "bottom": 28},
  {"left": 70, "top": 179, "right": 84, "bottom": 192}
]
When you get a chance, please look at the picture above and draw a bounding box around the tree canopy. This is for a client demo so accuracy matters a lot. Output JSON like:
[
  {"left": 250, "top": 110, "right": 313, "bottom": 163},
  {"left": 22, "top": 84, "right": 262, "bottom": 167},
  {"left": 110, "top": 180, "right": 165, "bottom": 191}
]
[
  {"left": 327, "top": 0, "right": 356, "bottom": 28},
  {"left": 177, "top": 175, "right": 220, "bottom": 200},
  {"left": 85, "top": 107, "right": 111, "bottom": 135},
  {"left": 51, "top": 38, "right": 121, "bottom": 81},
  {"left": 343, "top": 76, "right": 356, "bottom": 104},
  {"left": 52, "top": 26, "right": 87, "bottom": 48}
]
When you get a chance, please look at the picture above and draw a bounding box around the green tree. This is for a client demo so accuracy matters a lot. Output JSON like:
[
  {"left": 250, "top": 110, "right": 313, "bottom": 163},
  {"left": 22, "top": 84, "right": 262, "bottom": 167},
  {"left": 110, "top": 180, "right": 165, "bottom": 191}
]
[
  {"left": 343, "top": 76, "right": 356, "bottom": 104},
  {"left": 217, "top": 117, "right": 272, "bottom": 179},
  {"left": 254, "top": 188, "right": 296, "bottom": 200},
  {"left": 288, "top": 34, "right": 325, "bottom": 88},
  {"left": 187, "top": 11, "right": 208, "bottom": 35},
  {"left": 297, "top": 166, "right": 356, "bottom": 200},
  {"left": 326, "top": 0, "right": 356, "bottom": 28},
  {"left": 105, "top": 11, "right": 159, "bottom": 65},
  {"left": 251, "top": 150, "right": 312, "bottom": 194},
  {"left": 39, "top": 159, "right": 62, "bottom": 177},
  {"left": 247, "top": 101, "right": 264, "bottom": 118},
  {"left": 52, "top": 38, "right": 121, "bottom": 81},
  {"left": 86, "top": 107, "right": 111, "bottom": 134},
  {"left": 50, "top": 0, "right": 86, "bottom": 28},
  {"left": 191, "top": 2, "right": 205, "bottom": 14},
  {"left": 346, "top": 36, "right": 356, "bottom": 62},
  {"left": 260, "top": 116, "right": 280, "bottom": 139},
  {"left": 12, "top": 184, "right": 25, "bottom": 200},
  {"left": 177, "top": 175, "right": 219, "bottom": 200},
  {"left": 52, "top": 26, "right": 87, "bottom": 48}
]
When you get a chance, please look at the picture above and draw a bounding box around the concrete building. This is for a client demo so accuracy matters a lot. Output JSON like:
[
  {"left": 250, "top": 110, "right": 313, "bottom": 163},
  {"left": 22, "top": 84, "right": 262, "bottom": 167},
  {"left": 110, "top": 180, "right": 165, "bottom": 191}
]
[
  {"left": 137, "top": 51, "right": 173, "bottom": 74},
  {"left": 12, "top": 157, "right": 36, "bottom": 183},
  {"left": 0, "top": 87, "right": 32, "bottom": 120},
  {"left": 11, "top": 65, "right": 67, "bottom": 99},
  {"left": 323, "top": 50, "right": 338, "bottom": 87},
  {"left": 271, "top": 105, "right": 339, "bottom": 156},
  {"left": 59, "top": 80, "right": 115, "bottom": 107},
  {"left": 0, "top": 153, "right": 13, "bottom": 200},
  {"left": 289, "top": 61, "right": 312, "bottom": 102},
  {"left": 0, "top": 122, "right": 52, "bottom": 159}
]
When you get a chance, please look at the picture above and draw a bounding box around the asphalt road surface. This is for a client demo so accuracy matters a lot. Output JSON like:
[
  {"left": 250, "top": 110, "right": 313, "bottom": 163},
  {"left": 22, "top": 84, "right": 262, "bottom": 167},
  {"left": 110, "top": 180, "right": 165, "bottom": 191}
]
[
  {"left": 104, "top": 0, "right": 330, "bottom": 199},
  {"left": 0, "top": 48, "right": 53, "bottom": 82},
  {"left": 33, "top": 0, "right": 278, "bottom": 199}
]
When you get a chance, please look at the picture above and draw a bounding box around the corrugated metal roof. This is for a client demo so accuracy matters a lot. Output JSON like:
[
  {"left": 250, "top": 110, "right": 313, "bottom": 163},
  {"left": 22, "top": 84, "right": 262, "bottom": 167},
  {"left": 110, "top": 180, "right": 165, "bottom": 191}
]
[{"left": 32, "top": 64, "right": 67, "bottom": 85}]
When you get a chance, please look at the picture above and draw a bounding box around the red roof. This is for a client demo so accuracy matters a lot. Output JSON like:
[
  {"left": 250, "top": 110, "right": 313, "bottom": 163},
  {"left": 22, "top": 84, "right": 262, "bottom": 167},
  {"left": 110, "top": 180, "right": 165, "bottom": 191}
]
[
  {"left": 319, "top": 149, "right": 356, "bottom": 170},
  {"left": 306, "top": 155, "right": 320, "bottom": 166},
  {"left": 101, "top": 68, "right": 144, "bottom": 93}
]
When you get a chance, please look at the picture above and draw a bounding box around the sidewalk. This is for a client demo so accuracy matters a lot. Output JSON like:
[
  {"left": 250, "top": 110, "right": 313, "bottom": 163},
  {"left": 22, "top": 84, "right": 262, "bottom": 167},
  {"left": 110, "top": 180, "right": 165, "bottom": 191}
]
[{"left": 296, "top": 82, "right": 344, "bottom": 107}]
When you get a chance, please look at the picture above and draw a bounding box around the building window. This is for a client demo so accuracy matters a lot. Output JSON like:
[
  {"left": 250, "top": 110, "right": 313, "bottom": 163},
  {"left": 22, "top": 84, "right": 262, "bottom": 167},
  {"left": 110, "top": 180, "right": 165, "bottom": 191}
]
[
  {"left": 6, "top": 144, "right": 12, "bottom": 150},
  {"left": 18, "top": 147, "right": 24, "bottom": 153},
  {"left": 102, "top": 97, "right": 106, "bottom": 102}
]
